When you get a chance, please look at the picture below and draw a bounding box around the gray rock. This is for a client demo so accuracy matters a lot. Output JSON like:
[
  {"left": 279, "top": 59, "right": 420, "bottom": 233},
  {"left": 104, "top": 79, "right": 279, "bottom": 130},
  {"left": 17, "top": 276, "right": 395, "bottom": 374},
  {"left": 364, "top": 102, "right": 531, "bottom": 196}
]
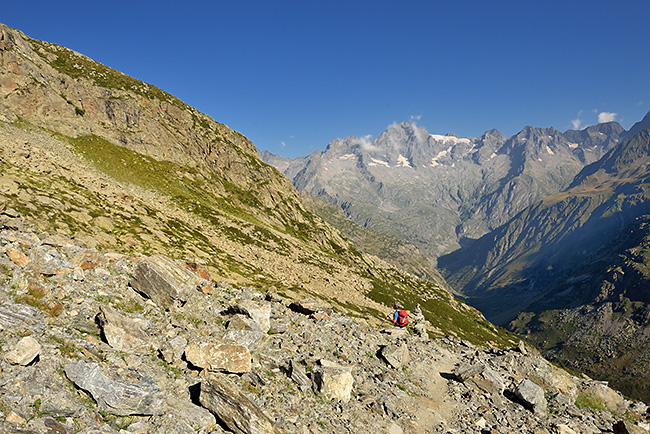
[
  {"left": 455, "top": 363, "right": 505, "bottom": 395},
  {"left": 129, "top": 254, "right": 204, "bottom": 310},
  {"left": 0, "top": 303, "right": 44, "bottom": 330},
  {"left": 312, "top": 366, "right": 354, "bottom": 402},
  {"left": 96, "top": 305, "right": 150, "bottom": 354},
  {"left": 289, "top": 360, "right": 311, "bottom": 391},
  {"left": 223, "top": 328, "right": 269, "bottom": 352},
  {"left": 514, "top": 379, "right": 547, "bottom": 415},
  {"left": 380, "top": 342, "right": 410, "bottom": 370},
  {"left": 64, "top": 361, "right": 164, "bottom": 416},
  {"left": 228, "top": 301, "right": 271, "bottom": 333},
  {"left": 159, "top": 335, "right": 188, "bottom": 364},
  {"left": 290, "top": 298, "right": 333, "bottom": 316},
  {"left": 4, "top": 335, "right": 40, "bottom": 365},
  {"left": 228, "top": 314, "right": 261, "bottom": 331},
  {"left": 163, "top": 396, "right": 217, "bottom": 432},
  {"left": 27, "top": 245, "right": 71, "bottom": 275},
  {"left": 199, "top": 374, "right": 282, "bottom": 434}
]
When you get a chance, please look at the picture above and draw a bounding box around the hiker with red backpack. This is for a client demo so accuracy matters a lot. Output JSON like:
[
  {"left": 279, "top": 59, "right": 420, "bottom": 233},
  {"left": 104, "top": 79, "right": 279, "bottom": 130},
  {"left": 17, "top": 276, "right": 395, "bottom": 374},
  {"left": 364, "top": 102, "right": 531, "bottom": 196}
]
[{"left": 387, "top": 302, "right": 408, "bottom": 328}]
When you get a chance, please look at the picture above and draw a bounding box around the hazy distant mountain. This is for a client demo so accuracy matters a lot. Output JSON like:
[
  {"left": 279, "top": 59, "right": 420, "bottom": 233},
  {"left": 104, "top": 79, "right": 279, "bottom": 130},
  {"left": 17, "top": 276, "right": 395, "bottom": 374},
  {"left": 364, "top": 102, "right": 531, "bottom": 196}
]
[{"left": 262, "top": 121, "right": 623, "bottom": 261}]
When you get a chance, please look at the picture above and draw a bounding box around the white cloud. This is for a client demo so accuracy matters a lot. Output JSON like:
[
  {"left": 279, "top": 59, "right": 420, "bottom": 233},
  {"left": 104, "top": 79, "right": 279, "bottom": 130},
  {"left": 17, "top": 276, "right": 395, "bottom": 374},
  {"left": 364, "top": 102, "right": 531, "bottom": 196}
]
[
  {"left": 280, "top": 141, "right": 286, "bottom": 147},
  {"left": 598, "top": 112, "right": 617, "bottom": 123},
  {"left": 571, "top": 110, "right": 584, "bottom": 130},
  {"left": 410, "top": 114, "right": 422, "bottom": 122},
  {"left": 571, "top": 118, "right": 582, "bottom": 129},
  {"left": 353, "top": 134, "right": 379, "bottom": 152}
]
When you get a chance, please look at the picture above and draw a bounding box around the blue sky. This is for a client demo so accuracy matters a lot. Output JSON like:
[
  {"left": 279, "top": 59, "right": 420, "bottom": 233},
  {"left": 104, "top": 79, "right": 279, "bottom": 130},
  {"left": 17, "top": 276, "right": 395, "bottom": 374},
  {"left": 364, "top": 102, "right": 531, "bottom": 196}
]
[{"left": 3, "top": 1, "right": 650, "bottom": 157}]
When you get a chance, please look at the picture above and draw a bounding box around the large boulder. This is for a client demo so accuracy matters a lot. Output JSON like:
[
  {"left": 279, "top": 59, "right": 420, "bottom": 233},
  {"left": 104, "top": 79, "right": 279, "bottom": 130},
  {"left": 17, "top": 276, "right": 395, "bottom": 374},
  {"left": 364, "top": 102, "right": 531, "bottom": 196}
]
[
  {"left": 200, "top": 374, "right": 282, "bottom": 434},
  {"left": 64, "top": 361, "right": 164, "bottom": 416},
  {"left": 380, "top": 342, "right": 410, "bottom": 370},
  {"left": 129, "top": 254, "right": 205, "bottom": 310},
  {"left": 184, "top": 342, "right": 251, "bottom": 373},
  {"left": 227, "top": 301, "right": 271, "bottom": 333},
  {"left": 312, "top": 365, "right": 354, "bottom": 402},
  {"left": 159, "top": 335, "right": 188, "bottom": 364},
  {"left": 514, "top": 379, "right": 547, "bottom": 415}
]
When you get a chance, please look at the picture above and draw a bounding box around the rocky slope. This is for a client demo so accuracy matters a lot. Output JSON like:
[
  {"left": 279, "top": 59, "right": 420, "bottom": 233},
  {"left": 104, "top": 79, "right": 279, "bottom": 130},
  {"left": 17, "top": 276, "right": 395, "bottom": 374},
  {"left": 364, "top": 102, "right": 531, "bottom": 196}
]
[
  {"left": 508, "top": 215, "right": 650, "bottom": 404},
  {"left": 261, "top": 121, "right": 622, "bottom": 261},
  {"left": 0, "top": 21, "right": 514, "bottom": 346},
  {"left": 1, "top": 222, "right": 649, "bottom": 434}
]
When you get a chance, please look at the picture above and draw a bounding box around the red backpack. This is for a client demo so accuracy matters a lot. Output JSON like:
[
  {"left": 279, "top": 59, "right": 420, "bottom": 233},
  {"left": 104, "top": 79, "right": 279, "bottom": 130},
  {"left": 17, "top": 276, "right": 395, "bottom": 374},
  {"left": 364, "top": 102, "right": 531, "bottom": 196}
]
[{"left": 396, "top": 309, "right": 408, "bottom": 327}]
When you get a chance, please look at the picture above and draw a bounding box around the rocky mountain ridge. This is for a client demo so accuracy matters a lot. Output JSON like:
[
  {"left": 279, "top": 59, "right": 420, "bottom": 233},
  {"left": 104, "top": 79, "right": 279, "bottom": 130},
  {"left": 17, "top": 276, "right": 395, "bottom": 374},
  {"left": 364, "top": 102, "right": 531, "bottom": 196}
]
[
  {"left": 261, "top": 119, "right": 623, "bottom": 261},
  {"left": 1, "top": 222, "right": 649, "bottom": 433}
]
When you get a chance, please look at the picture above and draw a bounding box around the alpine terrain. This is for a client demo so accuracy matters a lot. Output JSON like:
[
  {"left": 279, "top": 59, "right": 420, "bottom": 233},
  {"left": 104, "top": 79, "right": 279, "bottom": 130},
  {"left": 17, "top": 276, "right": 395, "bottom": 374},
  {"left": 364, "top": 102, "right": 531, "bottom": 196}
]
[{"left": 1, "top": 21, "right": 650, "bottom": 433}]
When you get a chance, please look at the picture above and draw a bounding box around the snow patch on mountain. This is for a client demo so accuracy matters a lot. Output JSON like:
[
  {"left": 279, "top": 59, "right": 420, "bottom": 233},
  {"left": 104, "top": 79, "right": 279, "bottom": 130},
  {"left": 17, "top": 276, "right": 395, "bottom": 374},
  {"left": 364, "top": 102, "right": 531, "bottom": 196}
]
[
  {"left": 431, "top": 147, "right": 452, "bottom": 167},
  {"left": 368, "top": 158, "right": 390, "bottom": 168},
  {"left": 430, "top": 134, "right": 471, "bottom": 145},
  {"left": 397, "top": 154, "right": 412, "bottom": 168}
]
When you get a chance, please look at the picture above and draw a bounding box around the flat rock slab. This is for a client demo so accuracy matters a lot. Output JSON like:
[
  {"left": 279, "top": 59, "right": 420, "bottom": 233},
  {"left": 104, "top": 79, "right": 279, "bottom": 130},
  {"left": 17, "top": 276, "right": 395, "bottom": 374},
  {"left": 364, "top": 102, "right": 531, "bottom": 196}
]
[
  {"left": 0, "top": 303, "right": 44, "bottom": 331},
  {"left": 199, "top": 374, "right": 282, "bottom": 434},
  {"left": 185, "top": 342, "right": 251, "bottom": 373},
  {"left": 64, "top": 361, "right": 164, "bottom": 416},
  {"left": 130, "top": 254, "right": 205, "bottom": 310}
]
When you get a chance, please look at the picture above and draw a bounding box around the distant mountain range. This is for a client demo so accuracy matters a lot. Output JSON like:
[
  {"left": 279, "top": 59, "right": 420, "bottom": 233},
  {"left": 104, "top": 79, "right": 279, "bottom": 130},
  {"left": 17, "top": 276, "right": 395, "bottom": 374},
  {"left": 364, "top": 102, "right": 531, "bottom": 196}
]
[{"left": 262, "top": 120, "right": 623, "bottom": 261}]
